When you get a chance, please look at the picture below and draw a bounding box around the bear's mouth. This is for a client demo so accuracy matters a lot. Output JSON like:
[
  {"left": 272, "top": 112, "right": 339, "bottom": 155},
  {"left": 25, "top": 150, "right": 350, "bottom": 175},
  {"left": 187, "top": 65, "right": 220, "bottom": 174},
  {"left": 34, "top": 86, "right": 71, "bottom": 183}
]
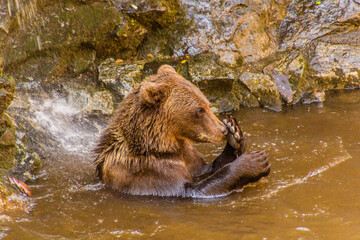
[{"left": 196, "top": 132, "right": 226, "bottom": 143}]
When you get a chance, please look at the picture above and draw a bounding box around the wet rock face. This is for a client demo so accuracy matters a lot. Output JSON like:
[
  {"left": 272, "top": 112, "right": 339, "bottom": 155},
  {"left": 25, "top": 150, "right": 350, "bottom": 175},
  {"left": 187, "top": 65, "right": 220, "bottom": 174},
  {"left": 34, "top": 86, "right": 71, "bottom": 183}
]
[
  {"left": 267, "top": 70, "right": 294, "bottom": 104},
  {"left": 115, "top": 0, "right": 180, "bottom": 28},
  {"left": 176, "top": 0, "right": 289, "bottom": 66},
  {"left": 279, "top": 0, "right": 360, "bottom": 51},
  {"left": 187, "top": 54, "right": 237, "bottom": 112},
  {"left": 1, "top": 0, "right": 146, "bottom": 75},
  {"left": 0, "top": 75, "right": 15, "bottom": 116},
  {"left": 0, "top": 75, "right": 16, "bottom": 169},
  {"left": 310, "top": 40, "right": 360, "bottom": 89},
  {"left": 279, "top": 0, "right": 360, "bottom": 91},
  {"left": 2, "top": 0, "right": 359, "bottom": 116},
  {"left": 0, "top": 114, "right": 16, "bottom": 169}
]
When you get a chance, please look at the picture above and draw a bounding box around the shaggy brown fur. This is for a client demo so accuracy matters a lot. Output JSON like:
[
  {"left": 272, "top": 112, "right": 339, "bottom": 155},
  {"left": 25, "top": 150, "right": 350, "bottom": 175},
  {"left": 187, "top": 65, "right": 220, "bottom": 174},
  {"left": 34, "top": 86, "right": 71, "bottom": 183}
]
[{"left": 94, "top": 65, "right": 270, "bottom": 197}]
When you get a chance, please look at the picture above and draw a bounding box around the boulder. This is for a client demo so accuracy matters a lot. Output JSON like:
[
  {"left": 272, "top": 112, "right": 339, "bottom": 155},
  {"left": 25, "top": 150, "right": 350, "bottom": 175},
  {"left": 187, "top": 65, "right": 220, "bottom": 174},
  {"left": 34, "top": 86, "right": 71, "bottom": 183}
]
[
  {"left": 238, "top": 72, "right": 283, "bottom": 111},
  {"left": 310, "top": 40, "right": 360, "bottom": 89},
  {"left": 188, "top": 54, "right": 237, "bottom": 112},
  {"left": 98, "top": 58, "right": 143, "bottom": 104}
]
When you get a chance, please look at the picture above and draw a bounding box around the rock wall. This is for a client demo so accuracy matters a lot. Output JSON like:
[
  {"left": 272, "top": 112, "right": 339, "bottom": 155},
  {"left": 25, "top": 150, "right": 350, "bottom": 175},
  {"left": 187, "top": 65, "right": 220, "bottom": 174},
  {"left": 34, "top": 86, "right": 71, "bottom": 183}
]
[{"left": 2, "top": 0, "right": 360, "bottom": 113}]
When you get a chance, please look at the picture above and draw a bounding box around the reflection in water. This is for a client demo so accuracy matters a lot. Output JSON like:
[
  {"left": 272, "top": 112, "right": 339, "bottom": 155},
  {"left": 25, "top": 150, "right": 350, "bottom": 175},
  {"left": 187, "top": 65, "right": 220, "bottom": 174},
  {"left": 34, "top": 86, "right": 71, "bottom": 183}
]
[{"left": 3, "top": 90, "right": 360, "bottom": 239}]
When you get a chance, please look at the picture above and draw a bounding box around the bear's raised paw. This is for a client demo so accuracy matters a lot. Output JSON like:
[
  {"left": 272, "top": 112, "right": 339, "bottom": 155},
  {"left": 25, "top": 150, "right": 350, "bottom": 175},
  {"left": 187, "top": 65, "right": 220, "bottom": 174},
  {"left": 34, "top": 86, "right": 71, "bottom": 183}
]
[{"left": 223, "top": 113, "right": 246, "bottom": 157}]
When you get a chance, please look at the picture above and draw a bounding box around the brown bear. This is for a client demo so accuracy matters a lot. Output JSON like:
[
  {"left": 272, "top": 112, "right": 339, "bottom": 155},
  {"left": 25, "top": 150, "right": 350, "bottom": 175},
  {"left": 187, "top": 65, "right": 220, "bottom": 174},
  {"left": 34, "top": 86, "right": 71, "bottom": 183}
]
[{"left": 94, "top": 65, "right": 270, "bottom": 197}]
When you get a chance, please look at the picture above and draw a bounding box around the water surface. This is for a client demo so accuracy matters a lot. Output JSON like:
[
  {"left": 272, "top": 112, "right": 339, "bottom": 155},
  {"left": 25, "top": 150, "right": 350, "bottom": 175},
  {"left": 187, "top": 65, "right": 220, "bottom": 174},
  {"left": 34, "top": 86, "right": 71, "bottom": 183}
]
[{"left": 3, "top": 90, "right": 360, "bottom": 239}]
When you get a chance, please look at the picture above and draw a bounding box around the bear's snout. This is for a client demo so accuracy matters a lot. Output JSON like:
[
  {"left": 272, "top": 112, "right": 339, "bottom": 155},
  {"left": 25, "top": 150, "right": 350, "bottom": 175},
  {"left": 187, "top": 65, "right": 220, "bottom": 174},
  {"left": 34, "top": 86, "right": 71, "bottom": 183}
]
[
  {"left": 222, "top": 125, "right": 229, "bottom": 136},
  {"left": 213, "top": 118, "right": 228, "bottom": 141}
]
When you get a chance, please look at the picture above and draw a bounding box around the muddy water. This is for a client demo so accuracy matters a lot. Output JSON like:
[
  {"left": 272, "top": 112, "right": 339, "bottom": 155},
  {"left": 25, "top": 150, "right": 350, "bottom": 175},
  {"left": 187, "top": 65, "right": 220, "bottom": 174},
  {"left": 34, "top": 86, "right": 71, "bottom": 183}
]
[{"left": 3, "top": 90, "right": 360, "bottom": 239}]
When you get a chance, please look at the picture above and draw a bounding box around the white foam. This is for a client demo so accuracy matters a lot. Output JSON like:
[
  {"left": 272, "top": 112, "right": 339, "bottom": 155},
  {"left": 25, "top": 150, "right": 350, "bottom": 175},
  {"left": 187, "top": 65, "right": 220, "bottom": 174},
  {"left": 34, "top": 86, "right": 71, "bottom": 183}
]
[{"left": 29, "top": 98, "right": 103, "bottom": 154}]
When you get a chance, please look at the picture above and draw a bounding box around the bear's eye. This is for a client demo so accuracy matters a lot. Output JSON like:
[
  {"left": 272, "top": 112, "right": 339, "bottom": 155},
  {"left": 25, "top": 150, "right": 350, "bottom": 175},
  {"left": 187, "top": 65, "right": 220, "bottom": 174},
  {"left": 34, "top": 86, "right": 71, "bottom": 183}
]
[{"left": 196, "top": 108, "right": 205, "bottom": 116}]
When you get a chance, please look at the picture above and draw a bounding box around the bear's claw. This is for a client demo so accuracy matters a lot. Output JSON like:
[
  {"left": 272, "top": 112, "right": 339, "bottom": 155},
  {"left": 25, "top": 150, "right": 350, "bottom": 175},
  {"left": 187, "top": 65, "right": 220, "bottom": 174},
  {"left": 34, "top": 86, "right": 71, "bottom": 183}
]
[{"left": 224, "top": 113, "right": 246, "bottom": 157}]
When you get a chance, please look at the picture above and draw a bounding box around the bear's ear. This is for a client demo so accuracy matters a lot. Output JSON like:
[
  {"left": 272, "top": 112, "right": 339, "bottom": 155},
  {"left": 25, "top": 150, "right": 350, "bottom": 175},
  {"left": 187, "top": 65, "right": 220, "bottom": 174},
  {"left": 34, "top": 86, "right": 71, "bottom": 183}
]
[
  {"left": 157, "top": 65, "right": 177, "bottom": 75},
  {"left": 140, "top": 81, "right": 168, "bottom": 106}
]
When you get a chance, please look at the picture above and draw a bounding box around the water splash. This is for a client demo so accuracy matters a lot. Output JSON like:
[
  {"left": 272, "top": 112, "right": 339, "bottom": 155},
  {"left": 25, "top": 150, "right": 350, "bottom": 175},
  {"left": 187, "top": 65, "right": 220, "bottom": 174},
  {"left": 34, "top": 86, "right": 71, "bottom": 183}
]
[{"left": 29, "top": 98, "right": 105, "bottom": 154}]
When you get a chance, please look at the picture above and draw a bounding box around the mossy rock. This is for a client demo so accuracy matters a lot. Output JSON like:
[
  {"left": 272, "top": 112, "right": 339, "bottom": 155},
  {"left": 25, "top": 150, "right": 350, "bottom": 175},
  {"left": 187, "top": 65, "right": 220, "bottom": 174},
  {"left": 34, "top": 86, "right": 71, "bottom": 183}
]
[
  {"left": 239, "top": 72, "right": 282, "bottom": 111},
  {"left": 118, "top": 0, "right": 181, "bottom": 28},
  {"left": 98, "top": 58, "right": 145, "bottom": 104},
  {"left": 2, "top": 1, "right": 147, "bottom": 73},
  {"left": 0, "top": 75, "right": 15, "bottom": 115},
  {"left": 0, "top": 114, "right": 16, "bottom": 169},
  {"left": 232, "top": 79, "right": 260, "bottom": 108},
  {"left": 188, "top": 54, "right": 234, "bottom": 82}
]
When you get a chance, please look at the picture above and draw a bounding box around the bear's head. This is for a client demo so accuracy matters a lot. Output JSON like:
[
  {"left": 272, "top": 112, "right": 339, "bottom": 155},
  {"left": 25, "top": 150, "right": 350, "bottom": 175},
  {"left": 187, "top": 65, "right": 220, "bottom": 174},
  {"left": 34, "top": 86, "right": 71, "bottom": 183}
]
[
  {"left": 137, "top": 65, "right": 227, "bottom": 148},
  {"left": 114, "top": 65, "right": 227, "bottom": 157}
]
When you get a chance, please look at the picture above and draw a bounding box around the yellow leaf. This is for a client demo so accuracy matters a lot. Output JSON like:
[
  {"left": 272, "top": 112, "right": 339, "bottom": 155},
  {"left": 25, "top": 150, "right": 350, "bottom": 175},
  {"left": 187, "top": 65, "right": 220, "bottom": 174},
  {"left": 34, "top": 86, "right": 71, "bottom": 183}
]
[
  {"left": 115, "top": 59, "right": 123, "bottom": 63},
  {"left": 147, "top": 54, "right": 154, "bottom": 58},
  {"left": 181, "top": 60, "right": 187, "bottom": 64},
  {"left": 316, "top": 1, "right": 321, "bottom": 4}
]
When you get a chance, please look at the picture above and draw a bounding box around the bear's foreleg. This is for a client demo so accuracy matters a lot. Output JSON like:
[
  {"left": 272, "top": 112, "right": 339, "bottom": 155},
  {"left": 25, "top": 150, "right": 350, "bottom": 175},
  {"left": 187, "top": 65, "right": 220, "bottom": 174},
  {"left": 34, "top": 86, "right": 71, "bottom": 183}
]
[{"left": 186, "top": 151, "right": 270, "bottom": 197}]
